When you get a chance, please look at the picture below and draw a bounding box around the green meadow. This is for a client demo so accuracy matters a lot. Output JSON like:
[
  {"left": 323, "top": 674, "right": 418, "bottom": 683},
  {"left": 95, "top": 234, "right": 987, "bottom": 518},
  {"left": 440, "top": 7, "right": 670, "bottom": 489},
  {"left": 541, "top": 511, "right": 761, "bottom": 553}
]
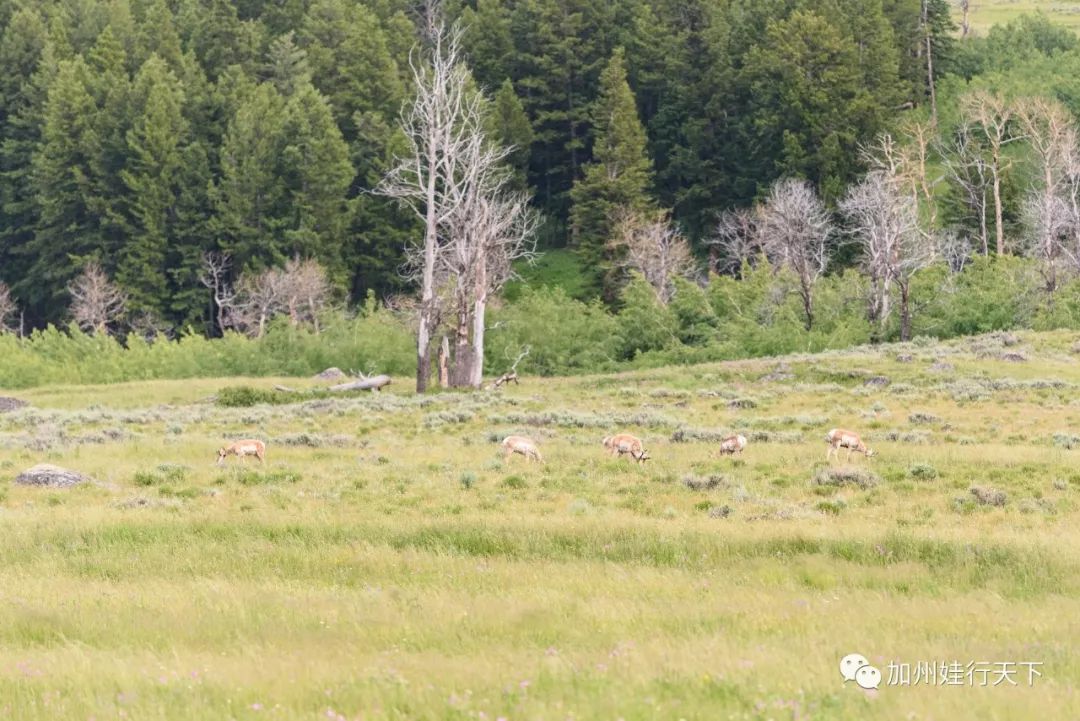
[
  {"left": 2, "top": 330, "right": 1080, "bottom": 719},
  {"left": 962, "top": 0, "right": 1080, "bottom": 34}
]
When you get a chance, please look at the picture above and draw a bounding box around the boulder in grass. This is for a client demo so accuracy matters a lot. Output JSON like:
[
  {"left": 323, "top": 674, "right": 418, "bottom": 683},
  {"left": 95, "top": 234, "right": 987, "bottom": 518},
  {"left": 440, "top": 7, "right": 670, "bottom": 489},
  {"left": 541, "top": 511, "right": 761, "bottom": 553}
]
[
  {"left": 314, "top": 367, "right": 346, "bottom": 380},
  {"left": 0, "top": 396, "right": 27, "bottom": 413},
  {"left": 15, "top": 463, "right": 90, "bottom": 488}
]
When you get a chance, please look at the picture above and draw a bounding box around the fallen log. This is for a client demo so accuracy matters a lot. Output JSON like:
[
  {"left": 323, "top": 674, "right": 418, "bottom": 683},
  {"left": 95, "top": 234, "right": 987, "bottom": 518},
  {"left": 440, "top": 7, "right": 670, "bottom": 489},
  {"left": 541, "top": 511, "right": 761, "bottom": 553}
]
[{"left": 329, "top": 374, "right": 392, "bottom": 392}]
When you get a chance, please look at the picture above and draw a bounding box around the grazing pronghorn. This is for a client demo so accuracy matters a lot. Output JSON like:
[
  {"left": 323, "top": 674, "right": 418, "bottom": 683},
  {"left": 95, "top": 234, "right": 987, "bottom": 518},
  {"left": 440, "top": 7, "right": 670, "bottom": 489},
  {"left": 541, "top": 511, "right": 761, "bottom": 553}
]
[
  {"left": 502, "top": 435, "right": 543, "bottom": 463},
  {"left": 825, "top": 428, "right": 874, "bottom": 462},
  {"left": 718, "top": 434, "right": 747, "bottom": 456},
  {"left": 217, "top": 439, "right": 266, "bottom": 465},
  {"left": 602, "top": 434, "right": 651, "bottom": 464}
]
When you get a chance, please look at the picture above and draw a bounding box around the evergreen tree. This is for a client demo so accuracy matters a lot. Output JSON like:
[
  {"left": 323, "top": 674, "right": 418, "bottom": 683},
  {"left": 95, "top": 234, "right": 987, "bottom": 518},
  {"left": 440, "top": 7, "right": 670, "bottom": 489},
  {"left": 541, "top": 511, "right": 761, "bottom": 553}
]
[
  {"left": 212, "top": 82, "right": 289, "bottom": 270},
  {"left": 85, "top": 25, "right": 132, "bottom": 259},
  {"left": 300, "top": 0, "right": 402, "bottom": 139},
  {"left": 263, "top": 30, "right": 309, "bottom": 96},
  {"left": 0, "top": 7, "right": 48, "bottom": 296},
  {"left": 24, "top": 57, "right": 100, "bottom": 318},
  {"left": 134, "top": 0, "right": 184, "bottom": 72},
  {"left": 742, "top": 10, "right": 878, "bottom": 201},
  {"left": 459, "top": 0, "right": 514, "bottom": 91},
  {"left": 492, "top": 79, "right": 533, "bottom": 193},
  {"left": 280, "top": 81, "right": 353, "bottom": 279},
  {"left": 118, "top": 55, "right": 186, "bottom": 317},
  {"left": 570, "top": 48, "right": 654, "bottom": 296}
]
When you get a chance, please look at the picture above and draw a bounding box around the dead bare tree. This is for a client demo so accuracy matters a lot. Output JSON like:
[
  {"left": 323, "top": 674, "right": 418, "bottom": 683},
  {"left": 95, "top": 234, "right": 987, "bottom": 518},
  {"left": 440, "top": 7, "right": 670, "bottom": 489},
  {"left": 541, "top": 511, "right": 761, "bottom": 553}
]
[
  {"left": 863, "top": 124, "right": 941, "bottom": 235},
  {"left": 610, "top": 209, "right": 697, "bottom": 304},
  {"left": 758, "top": 178, "right": 832, "bottom": 330},
  {"left": 959, "top": 0, "right": 970, "bottom": 38},
  {"left": 229, "top": 269, "right": 284, "bottom": 338},
  {"left": 1017, "top": 97, "right": 1080, "bottom": 295},
  {"left": 375, "top": 19, "right": 483, "bottom": 393},
  {"left": 437, "top": 124, "right": 539, "bottom": 389},
  {"left": 226, "top": 258, "right": 332, "bottom": 338},
  {"left": 68, "top": 261, "right": 127, "bottom": 336},
  {"left": 199, "top": 252, "right": 237, "bottom": 336},
  {"left": 842, "top": 171, "right": 934, "bottom": 341},
  {"left": 938, "top": 229, "right": 972, "bottom": 274},
  {"left": 961, "top": 91, "right": 1022, "bottom": 255},
  {"left": 0, "top": 282, "right": 16, "bottom": 333},
  {"left": 279, "top": 257, "right": 332, "bottom": 332},
  {"left": 942, "top": 120, "right": 992, "bottom": 256},
  {"left": 709, "top": 207, "right": 760, "bottom": 276}
]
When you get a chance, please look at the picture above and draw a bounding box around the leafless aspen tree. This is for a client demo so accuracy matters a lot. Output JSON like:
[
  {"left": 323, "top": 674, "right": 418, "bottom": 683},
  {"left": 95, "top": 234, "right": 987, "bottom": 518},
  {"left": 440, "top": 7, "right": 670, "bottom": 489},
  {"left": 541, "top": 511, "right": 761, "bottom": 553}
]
[
  {"left": 440, "top": 144, "right": 539, "bottom": 387},
  {"left": 227, "top": 258, "right": 332, "bottom": 338},
  {"left": 841, "top": 171, "right": 934, "bottom": 342},
  {"left": 758, "top": 178, "right": 832, "bottom": 330},
  {"left": 0, "top": 282, "right": 16, "bottom": 333},
  {"left": 1017, "top": 97, "right": 1080, "bottom": 294},
  {"left": 378, "top": 12, "right": 538, "bottom": 391},
  {"left": 199, "top": 252, "right": 237, "bottom": 336},
  {"left": 376, "top": 20, "right": 490, "bottom": 392},
  {"left": 942, "top": 121, "right": 992, "bottom": 255},
  {"left": 709, "top": 207, "right": 760, "bottom": 276},
  {"left": 959, "top": 0, "right": 971, "bottom": 38},
  {"left": 938, "top": 230, "right": 972, "bottom": 274},
  {"left": 279, "top": 257, "right": 332, "bottom": 332},
  {"left": 68, "top": 261, "right": 127, "bottom": 335},
  {"left": 610, "top": 209, "right": 697, "bottom": 304},
  {"left": 961, "top": 91, "right": 1021, "bottom": 255},
  {"left": 863, "top": 124, "right": 940, "bottom": 234}
]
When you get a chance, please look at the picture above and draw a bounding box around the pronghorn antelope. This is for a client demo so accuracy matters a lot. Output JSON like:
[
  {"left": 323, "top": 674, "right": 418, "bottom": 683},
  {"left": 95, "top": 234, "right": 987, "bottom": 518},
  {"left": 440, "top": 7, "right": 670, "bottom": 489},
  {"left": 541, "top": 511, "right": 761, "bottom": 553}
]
[
  {"left": 501, "top": 435, "right": 543, "bottom": 463},
  {"left": 825, "top": 428, "right": 874, "bottom": 462},
  {"left": 602, "top": 434, "right": 651, "bottom": 464},
  {"left": 718, "top": 434, "right": 747, "bottom": 456},
  {"left": 217, "top": 439, "right": 266, "bottom": 465}
]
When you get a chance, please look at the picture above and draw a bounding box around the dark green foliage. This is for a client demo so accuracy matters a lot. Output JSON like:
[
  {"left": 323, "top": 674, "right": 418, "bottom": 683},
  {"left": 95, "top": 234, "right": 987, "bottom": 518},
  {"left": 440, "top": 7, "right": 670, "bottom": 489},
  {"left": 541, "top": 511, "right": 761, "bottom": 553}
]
[
  {"left": 215, "top": 385, "right": 281, "bottom": 407},
  {"left": 570, "top": 48, "right": 654, "bottom": 296}
]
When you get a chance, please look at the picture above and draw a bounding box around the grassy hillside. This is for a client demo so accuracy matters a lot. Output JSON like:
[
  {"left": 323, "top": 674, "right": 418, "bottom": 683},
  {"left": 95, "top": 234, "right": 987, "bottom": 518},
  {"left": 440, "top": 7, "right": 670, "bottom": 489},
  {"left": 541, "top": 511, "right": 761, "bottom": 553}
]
[
  {"left": 1, "top": 330, "right": 1080, "bottom": 719},
  {"left": 961, "top": 0, "right": 1080, "bottom": 34}
]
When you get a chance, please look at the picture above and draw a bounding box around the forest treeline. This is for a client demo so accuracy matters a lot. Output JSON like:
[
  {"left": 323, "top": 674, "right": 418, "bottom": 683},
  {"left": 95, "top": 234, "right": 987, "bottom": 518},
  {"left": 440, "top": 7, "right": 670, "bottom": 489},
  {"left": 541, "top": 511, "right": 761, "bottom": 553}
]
[
  {"left": 3, "top": 1, "right": 1080, "bottom": 386},
  {"left": 0, "top": 0, "right": 958, "bottom": 330}
]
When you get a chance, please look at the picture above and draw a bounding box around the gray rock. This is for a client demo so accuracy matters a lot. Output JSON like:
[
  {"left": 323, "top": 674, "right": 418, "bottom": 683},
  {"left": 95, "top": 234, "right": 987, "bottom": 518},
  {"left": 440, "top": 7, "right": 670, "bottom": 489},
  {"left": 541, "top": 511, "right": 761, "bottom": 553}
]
[{"left": 15, "top": 463, "right": 90, "bottom": 488}]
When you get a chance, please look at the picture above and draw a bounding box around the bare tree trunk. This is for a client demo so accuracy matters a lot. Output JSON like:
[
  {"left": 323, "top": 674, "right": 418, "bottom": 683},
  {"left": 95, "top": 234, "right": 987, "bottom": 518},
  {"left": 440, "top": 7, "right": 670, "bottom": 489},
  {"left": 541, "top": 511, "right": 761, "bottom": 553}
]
[
  {"left": 800, "top": 279, "right": 814, "bottom": 331},
  {"left": 450, "top": 304, "right": 471, "bottom": 387},
  {"left": 960, "top": 0, "right": 970, "bottom": 38},
  {"left": 992, "top": 158, "right": 1005, "bottom": 255},
  {"left": 469, "top": 260, "right": 488, "bottom": 389},
  {"left": 979, "top": 186, "right": 989, "bottom": 255},
  {"left": 923, "top": 0, "right": 937, "bottom": 124},
  {"left": 899, "top": 280, "right": 912, "bottom": 342},
  {"left": 438, "top": 336, "right": 450, "bottom": 388}
]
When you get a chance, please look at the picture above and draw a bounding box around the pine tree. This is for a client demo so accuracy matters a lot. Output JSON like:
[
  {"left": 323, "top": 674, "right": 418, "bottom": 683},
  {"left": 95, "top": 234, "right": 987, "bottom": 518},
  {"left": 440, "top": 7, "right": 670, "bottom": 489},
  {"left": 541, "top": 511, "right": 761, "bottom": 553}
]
[
  {"left": 742, "top": 10, "right": 876, "bottom": 201},
  {"left": 280, "top": 81, "right": 353, "bottom": 280},
  {"left": 459, "top": 0, "right": 514, "bottom": 91},
  {"left": 118, "top": 55, "right": 186, "bottom": 317},
  {"left": 492, "top": 79, "right": 533, "bottom": 193},
  {"left": 24, "top": 56, "right": 100, "bottom": 318},
  {"left": 85, "top": 25, "right": 133, "bottom": 260},
  {"left": 212, "top": 83, "right": 289, "bottom": 270},
  {"left": 134, "top": 0, "right": 184, "bottom": 72},
  {"left": 0, "top": 7, "right": 48, "bottom": 298},
  {"left": 570, "top": 48, "right": 655, "bottom": 296},
  {"left": 264, "top": 31, "right": 310, "bottom": 97},
  {"left": 300, "top": 0, "right": 402, "bottom": 140}
]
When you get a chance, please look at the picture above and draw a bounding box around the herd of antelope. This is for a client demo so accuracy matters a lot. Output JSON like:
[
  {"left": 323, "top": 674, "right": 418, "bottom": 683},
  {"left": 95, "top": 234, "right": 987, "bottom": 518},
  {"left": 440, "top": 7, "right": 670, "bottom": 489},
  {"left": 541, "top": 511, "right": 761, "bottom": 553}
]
[
  {"left": 496, "top": 427, "right": 873, "bottom": 465},
  {"left": 216, "top": 427, "right": 873, "bottom": 467}
]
